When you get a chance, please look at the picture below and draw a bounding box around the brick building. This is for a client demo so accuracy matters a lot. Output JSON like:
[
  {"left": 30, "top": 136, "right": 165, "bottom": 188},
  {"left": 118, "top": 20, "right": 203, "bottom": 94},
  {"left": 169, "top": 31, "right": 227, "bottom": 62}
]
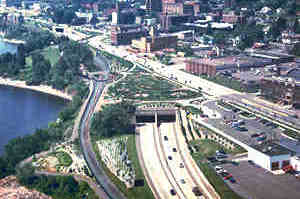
[
  {"left": 160, "top": 14, "right": 192, "bottom": 31},
  {"left": 185, "top": 58, "right": 218, "bottom": 76},
  {"left": 111, "top": 24, "right": 145, "bottom": 45},
  {"left": 222, "top": 12, "right": 246, "bottom": 24},
  {"left": 260, "top": 77, "right": 300, "bottom": 106},
  {"left": 131, "top": 26, "right": 178, "bottom": 52}
]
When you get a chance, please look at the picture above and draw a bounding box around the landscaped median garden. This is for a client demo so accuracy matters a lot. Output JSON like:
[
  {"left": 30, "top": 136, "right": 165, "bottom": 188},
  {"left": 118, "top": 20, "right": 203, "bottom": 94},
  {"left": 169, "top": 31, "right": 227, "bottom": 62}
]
[
  {"left": 90, "top": 101, "right": 154, "bottom": 199},
  {"left": 106, "top": 71, "right": 202, "bottom": 101}
]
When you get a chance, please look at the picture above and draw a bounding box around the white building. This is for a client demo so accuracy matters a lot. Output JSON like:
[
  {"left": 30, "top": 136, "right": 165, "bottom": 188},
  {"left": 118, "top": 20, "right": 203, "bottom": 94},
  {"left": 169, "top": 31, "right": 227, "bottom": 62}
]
[
  {"left": 290, "top": 156, "right": 300, "bottom": 172},
  {"left": 248, "top": 142, "right": 291, "bottom": 171}
]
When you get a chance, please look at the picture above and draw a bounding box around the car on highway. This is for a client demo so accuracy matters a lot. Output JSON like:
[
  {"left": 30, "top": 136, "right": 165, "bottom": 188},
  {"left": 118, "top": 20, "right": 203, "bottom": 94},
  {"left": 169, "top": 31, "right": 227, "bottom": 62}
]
[
  {"left": 170, "top": 189, "right": 176, "bottom": 196},
  {"left": 192, "top": 187, "right": 202, "bottom": 196}
]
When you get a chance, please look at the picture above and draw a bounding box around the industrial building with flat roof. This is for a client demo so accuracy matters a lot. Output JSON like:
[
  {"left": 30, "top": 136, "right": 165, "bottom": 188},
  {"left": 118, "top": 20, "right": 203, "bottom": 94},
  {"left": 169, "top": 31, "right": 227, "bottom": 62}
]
[
  {"left": 185, "top": 56, "right": 273, "bottom": 76},
  {"left": 248, "top": 142, "right": 292, "bottom": 171}
]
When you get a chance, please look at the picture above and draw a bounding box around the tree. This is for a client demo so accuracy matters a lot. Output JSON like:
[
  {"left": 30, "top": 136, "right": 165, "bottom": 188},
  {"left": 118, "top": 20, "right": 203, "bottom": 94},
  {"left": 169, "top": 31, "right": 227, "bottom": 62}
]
[
  {"left": 294, "top": 19, "right": 300, "bottom": 34},
  {"left": 31, "top": 53, "right": 51, "bottom": 85},
  {"left": 291, "top": 43, "right": 300, "bottom": 56},
  {"left": 91, "top": 101, "right": 136, "bottom": 138},
  {"left": 16, "top": 44, "right": 26, "bottom": 66}
]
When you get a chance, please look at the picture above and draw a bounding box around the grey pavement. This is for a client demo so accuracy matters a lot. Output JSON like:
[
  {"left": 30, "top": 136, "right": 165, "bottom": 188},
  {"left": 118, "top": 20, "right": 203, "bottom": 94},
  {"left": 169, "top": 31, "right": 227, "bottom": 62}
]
[
  {"left": 202, "top": 100, "right": 300, "bottom": 153},
  {"left": 79, "top": 55, "right": 126, "bottom": 199},
  {"left": 221, "top": 161, "right": 300, "bottom": 199}
]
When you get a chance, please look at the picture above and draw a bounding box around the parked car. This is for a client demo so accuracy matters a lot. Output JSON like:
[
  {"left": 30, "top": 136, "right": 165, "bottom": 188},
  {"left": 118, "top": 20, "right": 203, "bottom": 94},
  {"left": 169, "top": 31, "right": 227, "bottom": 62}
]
[
  {"left": 168, "top": 156, "right": 172, "bottom": 160},
  {"left": 207, "top": 156, "right": 217, "bottom": 163},
  {"left": 251, "top": 133, "right": 260, "bottom": 138},
  {"left": 180, "top": 179, "right": 186, "bottom": 184},
  {"left": 215, "top": 165, "right": 223, "bottom": 171},
  {"left": 256, "top": 135, "right": 266, "bottom": 141},
  {"left": 172, "top": 148, "right": 177, "bottom": 152},
  {"left": 248, "top": 160, "right": 257, "bottom": 166},
  {"left": 229, "top": 177, "right": 236, "bottom": 183},
  {"left": 179, "top": 163, "right": 184, "bottom": 168},
  {"left": 223, "top": 173, "right": 233, "bottom": 180},
  {"left": 164, "top": 136, "right": 168, "bottom": 141},
  {"left": 216, "top": 150, "right": 226, "bottom": 154},
  {"left": 235, "top": 126, "right": 248, "bottom": 132}
]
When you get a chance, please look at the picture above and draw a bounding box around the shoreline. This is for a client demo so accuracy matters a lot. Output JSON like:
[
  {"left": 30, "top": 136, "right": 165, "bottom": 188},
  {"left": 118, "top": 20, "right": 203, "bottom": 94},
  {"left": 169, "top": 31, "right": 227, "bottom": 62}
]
[
  {"left": 0, "top": 77, "right": 72, "bottom": 101},
  {"left": 2, "top": 38, "right": 25, "bottom": 44}
]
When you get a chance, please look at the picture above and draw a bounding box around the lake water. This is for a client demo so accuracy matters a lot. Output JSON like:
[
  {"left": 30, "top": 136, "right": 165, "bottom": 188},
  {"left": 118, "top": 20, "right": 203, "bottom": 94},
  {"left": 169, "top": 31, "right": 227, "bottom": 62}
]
[
  {"left": 0, "top": 41, "right": 17, "bottom": 54},
  {"left": 0, "top": 41, "right": 67, "bottom": 155}
]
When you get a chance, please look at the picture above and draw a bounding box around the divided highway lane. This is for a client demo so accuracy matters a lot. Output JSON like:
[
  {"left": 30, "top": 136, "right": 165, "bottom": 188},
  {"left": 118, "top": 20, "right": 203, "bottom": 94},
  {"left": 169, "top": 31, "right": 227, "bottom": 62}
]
[
  {"left": 158, "top": 123, "right": 199, "bottom": 199},
  {"left": 79, "top": 80, "right": 125, "bottom": 199},
  {"left": 139, "top": 123, "right": 180, "bottom": 199},
  {"left": 79, "top": 54, "right": 126, "bottom": 199}
]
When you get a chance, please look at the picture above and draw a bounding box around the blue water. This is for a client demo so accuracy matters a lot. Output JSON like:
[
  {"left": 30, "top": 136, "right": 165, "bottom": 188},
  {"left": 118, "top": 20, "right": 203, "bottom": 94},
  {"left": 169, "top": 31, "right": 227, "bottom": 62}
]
[
  {"left": 0, "top": 41, "right": 67, "bottom": 155},
  {"left": 0, "top": 41, "right": 17, "bottom": 54}
]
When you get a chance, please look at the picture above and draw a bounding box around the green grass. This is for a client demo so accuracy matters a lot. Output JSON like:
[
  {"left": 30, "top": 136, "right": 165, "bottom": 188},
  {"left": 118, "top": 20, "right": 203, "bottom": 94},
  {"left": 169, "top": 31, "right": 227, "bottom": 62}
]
[
  {"left": 92, "top": 135, "right": 155, "bottom": 199},
  {"left": 189, "top": 140, "right": 244, "bottom": 199},
  {"left": 184, "top": 106, "right": 203, "bottom": 115},
  {"left": 126, "top": 135, "right": 155, "bottom": 199},
  {"left": 55, "top": 151, "right": 73, "bottom": 167},
  {"left": 43, "top": 46, "right": 60, "bottom": 66},
  {"left": 108, "top": 72, "right": 202, "bottom": 101},
  {"left": 26, "top": 46, "right": 60, "bottom": 68},
  {"left": 189, "top": 139, "right": 246, "bottom": 161}
]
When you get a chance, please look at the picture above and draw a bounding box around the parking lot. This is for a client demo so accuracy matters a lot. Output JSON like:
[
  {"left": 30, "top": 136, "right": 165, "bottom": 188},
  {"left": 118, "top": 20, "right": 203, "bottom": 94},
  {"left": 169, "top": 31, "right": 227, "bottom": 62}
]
[
  {"left": 221, "top": 161, "right": 300, "bottom": 199},
  {"left": 202, "top": 100, "right": 300, "bottom": 153}
]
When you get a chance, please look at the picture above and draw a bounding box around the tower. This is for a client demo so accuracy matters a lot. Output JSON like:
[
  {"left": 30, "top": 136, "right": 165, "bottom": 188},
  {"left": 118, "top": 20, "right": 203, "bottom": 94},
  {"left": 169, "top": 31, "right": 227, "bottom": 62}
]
[{"left": 145, "top": 0, "right": 162, "bottom": 13}]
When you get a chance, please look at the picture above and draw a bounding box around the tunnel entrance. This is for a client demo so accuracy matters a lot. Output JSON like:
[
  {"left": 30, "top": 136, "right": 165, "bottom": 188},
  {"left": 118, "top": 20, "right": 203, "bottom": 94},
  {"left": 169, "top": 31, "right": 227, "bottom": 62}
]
[
  {"left": 136, "top": 115, "right": 155, "bottom": 123},
  {"left": 157, "top": 114, "right": 176, "bottom": 123}
]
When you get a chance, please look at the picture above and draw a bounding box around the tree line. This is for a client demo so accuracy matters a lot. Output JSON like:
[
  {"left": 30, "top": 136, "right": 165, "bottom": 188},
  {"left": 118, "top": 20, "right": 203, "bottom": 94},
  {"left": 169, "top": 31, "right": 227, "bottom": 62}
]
[
  {"left": 17, "top": 164, "right": 98, "bottom": 199},
  {"left": 91, "top": 101, "right": 136, "bottom": 138}
]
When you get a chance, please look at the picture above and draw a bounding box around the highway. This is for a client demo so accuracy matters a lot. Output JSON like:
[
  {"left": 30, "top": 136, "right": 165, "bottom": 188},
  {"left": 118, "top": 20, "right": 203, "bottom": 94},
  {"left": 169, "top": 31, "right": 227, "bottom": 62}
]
[
  {"left": 138, "top": 121, "right": 212, "bottom": 199},
  {"left": 88, "top": 36, "right": 300, "bottom": 132},
  {"left": 79, "top": 55, "right": 126, "bottom": 199}
]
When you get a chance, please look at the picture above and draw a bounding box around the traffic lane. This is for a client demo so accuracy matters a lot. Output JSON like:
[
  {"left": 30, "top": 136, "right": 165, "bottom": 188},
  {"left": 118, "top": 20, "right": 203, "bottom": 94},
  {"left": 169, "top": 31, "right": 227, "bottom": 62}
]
[
  {"left": 155, "top": 125, "right": 186, "bottom": 199},
  {"left": 139, "top": 124, "right": 175, "bottom": 199},
  {"left": 161, "top": 124, "right": 198, "bottom": 199},
  {"left": 222, "top": 161, "right": 300, "bottom": 199},
  {"left": 80, "top": 82, "right": 126, "bottom": 199}
]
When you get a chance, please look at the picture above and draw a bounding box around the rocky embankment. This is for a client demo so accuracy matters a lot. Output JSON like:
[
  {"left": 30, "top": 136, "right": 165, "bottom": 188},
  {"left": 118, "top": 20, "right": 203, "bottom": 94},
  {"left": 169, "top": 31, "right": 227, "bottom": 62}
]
[{"left": 0, "top": 176, "right": 52, "bottom": 199}]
